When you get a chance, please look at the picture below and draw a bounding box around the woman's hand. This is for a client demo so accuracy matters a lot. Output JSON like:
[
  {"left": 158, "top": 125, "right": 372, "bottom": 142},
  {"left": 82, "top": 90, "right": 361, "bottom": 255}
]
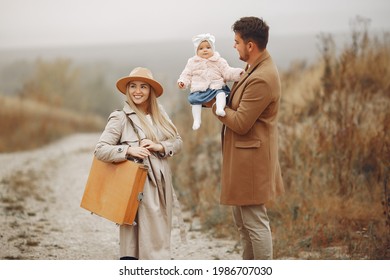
[
  {"left": 140, "top": 139, "right": 164, "bottom": 153},
  {"left": 126, "top": 146, "right": 151, "bottom": 159}
]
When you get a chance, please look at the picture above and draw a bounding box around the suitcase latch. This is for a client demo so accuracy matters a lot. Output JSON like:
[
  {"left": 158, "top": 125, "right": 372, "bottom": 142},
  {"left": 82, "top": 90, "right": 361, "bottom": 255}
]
[{"left": 137, "top": 192, "right": 144, "bottom": 202}]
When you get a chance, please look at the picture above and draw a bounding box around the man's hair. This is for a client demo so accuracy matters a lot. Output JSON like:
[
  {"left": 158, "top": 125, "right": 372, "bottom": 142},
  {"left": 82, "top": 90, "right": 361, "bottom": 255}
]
[{"left": 232, "top": 17, "right": 269, "bottom": 50}]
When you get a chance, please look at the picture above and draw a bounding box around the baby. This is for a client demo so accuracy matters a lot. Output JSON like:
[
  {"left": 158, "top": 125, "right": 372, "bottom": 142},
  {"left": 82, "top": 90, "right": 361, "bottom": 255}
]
[{"left": 178, "top": 33, "right": 243, "bottom": 130}]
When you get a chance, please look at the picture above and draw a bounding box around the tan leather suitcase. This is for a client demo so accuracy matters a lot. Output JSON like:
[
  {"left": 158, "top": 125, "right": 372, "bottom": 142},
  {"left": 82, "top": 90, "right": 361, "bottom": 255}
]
[{"left": 80, "top": 156, "right": 148, "bottom": 225}]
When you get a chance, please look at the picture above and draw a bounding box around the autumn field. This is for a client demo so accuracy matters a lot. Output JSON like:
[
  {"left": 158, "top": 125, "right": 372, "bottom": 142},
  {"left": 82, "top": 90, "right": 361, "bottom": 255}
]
[{"left": 1, "top": 20, "right": 389, "bottom": 259}]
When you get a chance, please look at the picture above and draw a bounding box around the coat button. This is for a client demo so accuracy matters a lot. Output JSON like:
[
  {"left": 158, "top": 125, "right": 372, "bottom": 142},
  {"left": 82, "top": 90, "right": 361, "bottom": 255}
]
[{"left": 118, "top": 147, "right": 123, "bottom": 152}]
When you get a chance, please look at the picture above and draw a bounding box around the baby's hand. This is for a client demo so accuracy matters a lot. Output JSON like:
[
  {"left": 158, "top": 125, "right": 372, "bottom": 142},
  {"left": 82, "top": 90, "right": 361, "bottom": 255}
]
[{"left": 178, "top": 82, "right": 185, "bottom": 89}]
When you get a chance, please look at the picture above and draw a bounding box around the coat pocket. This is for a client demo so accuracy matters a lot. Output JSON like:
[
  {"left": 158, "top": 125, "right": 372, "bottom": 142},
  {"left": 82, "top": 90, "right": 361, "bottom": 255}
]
[{"left": 235, "top": 140, "right": 261, "bottom": 148}]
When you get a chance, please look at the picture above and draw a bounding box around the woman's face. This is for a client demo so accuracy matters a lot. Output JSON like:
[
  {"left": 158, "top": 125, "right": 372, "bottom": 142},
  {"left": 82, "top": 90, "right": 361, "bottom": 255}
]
[{"left": 128, "top": 81, "right": 151, "bottom": 111}]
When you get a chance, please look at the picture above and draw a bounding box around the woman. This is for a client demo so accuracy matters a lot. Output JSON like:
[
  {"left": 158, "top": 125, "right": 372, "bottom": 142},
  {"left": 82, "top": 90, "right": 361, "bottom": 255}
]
[{"left": 94, "top": 67, "right": 183, "bottom": 260}]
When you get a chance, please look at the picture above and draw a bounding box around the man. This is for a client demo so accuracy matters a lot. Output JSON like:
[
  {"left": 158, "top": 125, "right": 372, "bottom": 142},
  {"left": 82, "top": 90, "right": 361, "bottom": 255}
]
[{"left": 212, "top": 16, "right": 284, "bottom": 259}]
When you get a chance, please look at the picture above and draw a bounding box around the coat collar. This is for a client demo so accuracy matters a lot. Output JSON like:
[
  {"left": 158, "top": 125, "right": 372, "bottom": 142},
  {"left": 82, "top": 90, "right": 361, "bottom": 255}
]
[
  {"left": 229, "top": 50, "right": 270, "bottom": 101},
  {"left": 123, "top": 101, "right": 134, "bottom": 114},
  {"left": 122, "top": 102, "right": 143, "bottom": 130},
  {"left": 246, "top": 49, "right": 270, "bottom": 75}
]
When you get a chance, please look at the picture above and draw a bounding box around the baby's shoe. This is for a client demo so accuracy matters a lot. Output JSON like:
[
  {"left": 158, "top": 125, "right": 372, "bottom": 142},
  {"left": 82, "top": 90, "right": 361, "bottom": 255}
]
[{"left": 192, "top": 121, "right": 201, "bottom": 130}]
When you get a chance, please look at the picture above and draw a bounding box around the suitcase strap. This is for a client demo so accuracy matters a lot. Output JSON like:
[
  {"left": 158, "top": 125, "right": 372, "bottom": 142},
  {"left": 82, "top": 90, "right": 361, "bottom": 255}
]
[
  {"left": 126, "top": 113, "right": 142, "bottom": 144},
  {"left": 122, "top": 110, "right": 144, "bottom": 163}
]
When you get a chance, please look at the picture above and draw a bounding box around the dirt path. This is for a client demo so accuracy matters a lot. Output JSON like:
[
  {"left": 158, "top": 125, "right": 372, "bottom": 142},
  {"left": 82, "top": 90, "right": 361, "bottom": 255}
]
[{"left": 0, "top": 133, "right": 240, "bottom": 260}]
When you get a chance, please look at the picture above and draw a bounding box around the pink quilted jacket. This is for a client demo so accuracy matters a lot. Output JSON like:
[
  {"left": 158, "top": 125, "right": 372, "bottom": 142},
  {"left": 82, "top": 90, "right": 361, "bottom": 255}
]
[{"left": 178, "top": 52, "right": 243, "bottom": 92}]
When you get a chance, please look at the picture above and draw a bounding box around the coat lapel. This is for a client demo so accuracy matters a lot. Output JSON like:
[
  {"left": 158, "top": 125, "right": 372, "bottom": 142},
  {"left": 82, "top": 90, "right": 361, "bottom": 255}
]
[
  {"left": 123, "top": 102, "right": 144, "bottom": 135},
  {"left": 223, "top": 50, "right": 271, "bottom": 144},
  {"left": 228, "top": 71, "right": 248, "bottom": 105},
  {"left": 122, "top": 102, "right": 160, "bottom": 188},
  {"left": 228, "top": 50, "right": 270, "bottom": 105}
]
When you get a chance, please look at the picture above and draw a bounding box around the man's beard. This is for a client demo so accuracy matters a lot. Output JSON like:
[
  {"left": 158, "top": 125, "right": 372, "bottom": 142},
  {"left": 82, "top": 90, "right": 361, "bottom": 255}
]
[{"left": 239, "top": 49, "right": 249, "bottom": 62}]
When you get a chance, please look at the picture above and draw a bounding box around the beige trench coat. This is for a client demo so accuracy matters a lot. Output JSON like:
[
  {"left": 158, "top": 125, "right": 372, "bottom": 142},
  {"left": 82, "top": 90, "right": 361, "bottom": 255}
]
[
  {"left": 215, "top": 50, "right": 284, "bottom": 205},
  {"left": 94, "top": 102, "right": 182, "bottom": 259}
]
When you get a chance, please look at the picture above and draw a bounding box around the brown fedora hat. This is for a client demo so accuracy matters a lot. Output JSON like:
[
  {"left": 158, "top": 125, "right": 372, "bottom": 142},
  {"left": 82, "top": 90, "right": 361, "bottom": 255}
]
[{"left": 116, "top": 67, "right": 163, "bottom": 97}]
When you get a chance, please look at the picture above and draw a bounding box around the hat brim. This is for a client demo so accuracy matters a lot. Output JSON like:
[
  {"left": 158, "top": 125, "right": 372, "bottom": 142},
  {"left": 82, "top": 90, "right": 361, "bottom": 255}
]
[{"left": 116, "top": 76, "right": 163, "bottom": 97}]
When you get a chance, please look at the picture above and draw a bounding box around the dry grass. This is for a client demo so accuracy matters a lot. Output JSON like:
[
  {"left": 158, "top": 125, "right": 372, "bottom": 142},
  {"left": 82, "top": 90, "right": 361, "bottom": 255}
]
[
  {"left": 0, "top": 95, "right": 105, "bottom": 152},
  {"left": 270, "top": 26, "right": 389, "bottom": 259}
]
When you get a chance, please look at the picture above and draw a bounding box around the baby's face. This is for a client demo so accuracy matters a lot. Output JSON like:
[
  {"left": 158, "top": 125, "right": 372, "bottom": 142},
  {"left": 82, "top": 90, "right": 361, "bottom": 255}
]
[{"left": 197, "top": 41, "right": 214, "bottom": 59}]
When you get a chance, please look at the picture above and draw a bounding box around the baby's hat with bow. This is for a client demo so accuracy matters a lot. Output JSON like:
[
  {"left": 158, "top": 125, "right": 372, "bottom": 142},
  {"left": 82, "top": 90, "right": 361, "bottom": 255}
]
[{"left": 192, "top": 33, "right": 215, "bottom": 54}]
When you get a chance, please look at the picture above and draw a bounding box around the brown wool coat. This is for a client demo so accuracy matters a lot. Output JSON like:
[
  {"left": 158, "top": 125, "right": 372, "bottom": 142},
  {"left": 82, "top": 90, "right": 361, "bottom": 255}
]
[{"left": 215, "top": 50, "right": 284, "bottom": 205}]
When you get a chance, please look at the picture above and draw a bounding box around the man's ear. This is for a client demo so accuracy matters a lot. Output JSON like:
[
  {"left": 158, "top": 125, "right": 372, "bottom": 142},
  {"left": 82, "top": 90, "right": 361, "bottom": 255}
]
[
  {"left": 246, "top": 41, "right": 253, "bottom": 52},
  {"left": 247, "top": 41, "right": 255, "bottom": 52}
]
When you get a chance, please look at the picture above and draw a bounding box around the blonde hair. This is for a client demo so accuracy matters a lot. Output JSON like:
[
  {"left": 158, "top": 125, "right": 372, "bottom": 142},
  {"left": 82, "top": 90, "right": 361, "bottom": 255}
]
[{"left": 125, "top": 85, "right": 178, "bottom": 142}]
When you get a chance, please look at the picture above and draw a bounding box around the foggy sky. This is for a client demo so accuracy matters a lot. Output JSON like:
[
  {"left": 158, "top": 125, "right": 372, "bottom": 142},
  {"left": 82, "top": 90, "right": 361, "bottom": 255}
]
[{"left": 0, "top": 0, "right": 389, "bottom": 49}]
